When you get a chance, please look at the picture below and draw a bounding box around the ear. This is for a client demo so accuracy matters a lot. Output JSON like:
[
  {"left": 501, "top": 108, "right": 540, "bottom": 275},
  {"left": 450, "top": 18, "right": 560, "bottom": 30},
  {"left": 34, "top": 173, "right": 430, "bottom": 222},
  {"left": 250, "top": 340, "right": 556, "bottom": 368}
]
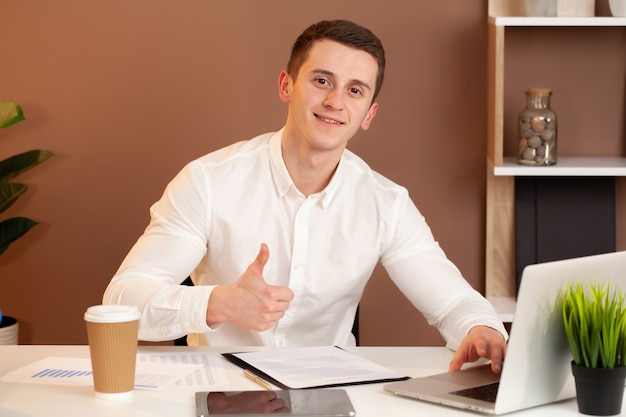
[
  {"left": 278, "top": 71, "right": 291, "bottom": 103},
  {"left": 360, "top": 102, "right": 378, "bottom": 131}
]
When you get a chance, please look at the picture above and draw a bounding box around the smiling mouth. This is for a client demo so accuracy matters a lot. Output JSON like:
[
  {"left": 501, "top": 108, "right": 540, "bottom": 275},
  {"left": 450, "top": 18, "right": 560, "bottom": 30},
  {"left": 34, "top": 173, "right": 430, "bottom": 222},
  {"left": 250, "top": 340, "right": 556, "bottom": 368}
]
[{"left": 315, "top": 114, "right": 343, "bottom": 125}]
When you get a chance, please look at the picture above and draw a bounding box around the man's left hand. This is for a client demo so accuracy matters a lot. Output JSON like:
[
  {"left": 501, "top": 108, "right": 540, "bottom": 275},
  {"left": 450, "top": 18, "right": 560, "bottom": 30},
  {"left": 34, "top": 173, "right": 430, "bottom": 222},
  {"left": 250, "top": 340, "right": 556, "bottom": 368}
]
[{"left": 448, "top": 325, "right": 507, "bottom": 374}]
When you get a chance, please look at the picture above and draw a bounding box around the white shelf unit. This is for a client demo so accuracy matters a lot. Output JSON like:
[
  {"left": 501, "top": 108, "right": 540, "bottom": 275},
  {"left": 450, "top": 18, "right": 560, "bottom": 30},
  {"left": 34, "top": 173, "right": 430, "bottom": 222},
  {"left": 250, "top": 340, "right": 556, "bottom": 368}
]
[
  {"left": 489, "top": 16, "right": 626, "bottom": 26},
  {"left": 484, "top": 12, "right": 626, "bottom": 320},
  {"left": 488, "top": 296, "right": 517, "bottom": 324},
  {"left": 494, "top": 157, "right": 626, "bottom": 177}
]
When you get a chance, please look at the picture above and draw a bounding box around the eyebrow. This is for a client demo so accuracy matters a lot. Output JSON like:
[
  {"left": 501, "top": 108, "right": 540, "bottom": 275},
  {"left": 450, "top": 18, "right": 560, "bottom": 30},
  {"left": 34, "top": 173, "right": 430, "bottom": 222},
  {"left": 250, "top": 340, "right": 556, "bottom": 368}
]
[{"left": 311, "top": 69, "right": 373, "bottom": 93}]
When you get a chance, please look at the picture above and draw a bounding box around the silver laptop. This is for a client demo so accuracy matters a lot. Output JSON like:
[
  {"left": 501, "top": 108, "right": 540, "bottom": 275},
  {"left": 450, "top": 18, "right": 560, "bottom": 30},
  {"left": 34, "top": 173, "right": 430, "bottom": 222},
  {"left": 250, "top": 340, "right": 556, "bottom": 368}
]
[{"left": 384, "top": 250, "right": 626, "bottom": 415}]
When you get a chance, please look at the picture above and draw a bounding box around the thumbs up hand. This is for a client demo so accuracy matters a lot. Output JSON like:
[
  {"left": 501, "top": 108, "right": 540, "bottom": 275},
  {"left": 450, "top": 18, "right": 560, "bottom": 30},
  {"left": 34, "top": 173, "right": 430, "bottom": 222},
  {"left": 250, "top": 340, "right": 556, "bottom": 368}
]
[{"left": 206, "top": 243, "right": 294, "bottom": 331}]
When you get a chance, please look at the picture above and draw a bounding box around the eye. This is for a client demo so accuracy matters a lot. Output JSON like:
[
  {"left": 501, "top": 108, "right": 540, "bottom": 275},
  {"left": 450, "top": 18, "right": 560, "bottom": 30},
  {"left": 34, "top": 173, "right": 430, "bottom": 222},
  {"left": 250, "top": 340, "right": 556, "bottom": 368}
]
[
  {"left": 314, "top": 78, "right": 331, "bottom": 87},
  {"left": 349, "top": 87, "right": 363, "bottom": 96}
]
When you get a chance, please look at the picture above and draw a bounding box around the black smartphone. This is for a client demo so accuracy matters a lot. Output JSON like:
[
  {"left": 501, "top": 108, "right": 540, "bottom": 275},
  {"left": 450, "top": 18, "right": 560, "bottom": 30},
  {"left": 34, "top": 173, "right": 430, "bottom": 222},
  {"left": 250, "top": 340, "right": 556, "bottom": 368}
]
[{"left": 195, "top": 389, "right": 356, "bottom": 417}]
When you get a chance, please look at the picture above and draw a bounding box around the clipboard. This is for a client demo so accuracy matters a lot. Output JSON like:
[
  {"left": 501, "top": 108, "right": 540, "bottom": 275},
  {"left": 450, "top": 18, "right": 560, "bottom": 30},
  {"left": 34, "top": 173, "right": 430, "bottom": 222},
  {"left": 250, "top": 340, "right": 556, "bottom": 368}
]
[{"left": 222, "top": 346, "right": 410, "bottom": 389}]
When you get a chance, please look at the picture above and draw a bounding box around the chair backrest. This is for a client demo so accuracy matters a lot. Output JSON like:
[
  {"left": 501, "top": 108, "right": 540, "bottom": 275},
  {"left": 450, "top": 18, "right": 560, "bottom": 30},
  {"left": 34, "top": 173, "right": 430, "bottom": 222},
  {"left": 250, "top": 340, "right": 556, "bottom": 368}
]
[{"left": 173, "top": 276, "right": 195, "bottom": 346}]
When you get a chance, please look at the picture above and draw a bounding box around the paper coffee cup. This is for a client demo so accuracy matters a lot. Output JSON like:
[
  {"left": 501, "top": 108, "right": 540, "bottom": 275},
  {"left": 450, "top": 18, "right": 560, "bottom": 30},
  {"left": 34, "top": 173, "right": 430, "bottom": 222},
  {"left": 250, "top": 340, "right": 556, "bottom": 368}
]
[{"left": 84, "top": 305, "right": 141, "bottom": 400}]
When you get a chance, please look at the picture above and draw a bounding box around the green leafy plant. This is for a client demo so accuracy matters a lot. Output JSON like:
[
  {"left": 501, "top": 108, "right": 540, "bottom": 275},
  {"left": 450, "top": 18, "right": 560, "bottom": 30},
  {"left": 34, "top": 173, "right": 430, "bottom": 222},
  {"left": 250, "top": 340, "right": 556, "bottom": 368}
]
[
  {"left": 0, "top": 101, "right": 53, "bottom": 255},
  {"left": 562, "top": 281, "right": 626, "bottom": 368}
]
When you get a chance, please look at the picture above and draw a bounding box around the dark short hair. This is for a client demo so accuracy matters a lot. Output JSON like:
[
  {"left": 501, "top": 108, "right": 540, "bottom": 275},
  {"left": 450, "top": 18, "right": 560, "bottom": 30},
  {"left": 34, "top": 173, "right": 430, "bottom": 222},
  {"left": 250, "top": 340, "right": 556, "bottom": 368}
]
[{"left": 287, "top": 20, "right": 386, "bottom": 102}]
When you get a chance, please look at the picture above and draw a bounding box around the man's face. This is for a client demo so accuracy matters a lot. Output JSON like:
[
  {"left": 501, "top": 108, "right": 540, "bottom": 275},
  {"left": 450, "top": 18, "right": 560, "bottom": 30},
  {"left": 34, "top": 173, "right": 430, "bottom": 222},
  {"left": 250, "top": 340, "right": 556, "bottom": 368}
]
[{"left": 279, "top": 39, "right": 379, "bottom": 153}]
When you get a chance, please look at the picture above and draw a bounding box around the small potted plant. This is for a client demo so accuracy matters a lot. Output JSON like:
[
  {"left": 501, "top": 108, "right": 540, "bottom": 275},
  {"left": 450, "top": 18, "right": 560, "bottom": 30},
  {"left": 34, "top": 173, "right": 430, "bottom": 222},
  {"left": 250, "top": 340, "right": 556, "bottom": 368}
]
[
  {"left": 561, "top": 281, "right": 626, "bottom": 416},
  {"left": 0, "top": 100, "right": 53, "bottom": 344}
]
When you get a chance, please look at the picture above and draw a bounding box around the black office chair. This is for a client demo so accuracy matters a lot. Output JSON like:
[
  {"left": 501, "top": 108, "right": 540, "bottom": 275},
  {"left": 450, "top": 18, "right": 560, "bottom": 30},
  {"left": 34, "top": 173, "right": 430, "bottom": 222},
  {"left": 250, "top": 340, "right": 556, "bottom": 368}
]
[
  {"left": 352, "top": 306, "right": 360, "bottom": 346},
  {"left": 174, "top": 277, "right": 360, "bottom": 346},
  {"left": 174, "top": 276, "right": 194, "bottom": 346}
]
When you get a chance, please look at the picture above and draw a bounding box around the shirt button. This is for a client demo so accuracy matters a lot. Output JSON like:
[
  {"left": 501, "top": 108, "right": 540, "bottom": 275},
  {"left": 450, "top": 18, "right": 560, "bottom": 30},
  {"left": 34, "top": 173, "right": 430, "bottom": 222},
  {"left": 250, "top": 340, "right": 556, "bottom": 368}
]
[{"left": 276, "top": 339, "right": 285, "bottom": 347}]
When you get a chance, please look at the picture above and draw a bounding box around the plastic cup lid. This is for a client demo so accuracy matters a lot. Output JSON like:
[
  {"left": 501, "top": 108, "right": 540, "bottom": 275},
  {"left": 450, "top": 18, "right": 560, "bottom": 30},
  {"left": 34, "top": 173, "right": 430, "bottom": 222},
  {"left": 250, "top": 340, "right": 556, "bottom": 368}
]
[{"left": 84, "top": 305, "right": 141, "bottom": 323}]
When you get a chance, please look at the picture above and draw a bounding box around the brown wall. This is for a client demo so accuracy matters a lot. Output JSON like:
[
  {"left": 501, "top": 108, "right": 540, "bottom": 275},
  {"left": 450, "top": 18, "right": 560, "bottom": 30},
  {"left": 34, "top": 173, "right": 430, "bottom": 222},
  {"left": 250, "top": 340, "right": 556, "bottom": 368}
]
[{"left": 0, "top": 1, "right": 623, "bottom": 346}]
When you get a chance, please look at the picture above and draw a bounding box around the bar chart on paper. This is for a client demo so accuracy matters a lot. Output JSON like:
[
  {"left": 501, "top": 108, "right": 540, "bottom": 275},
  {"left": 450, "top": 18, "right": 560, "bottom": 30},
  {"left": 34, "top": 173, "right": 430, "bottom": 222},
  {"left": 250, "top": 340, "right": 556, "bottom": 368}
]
[
  {"left": 32, "top": 367, "right": 93, "bottom": 379},
  {"left": 1, "top": 357, "right": 95, "bottom": 386}
]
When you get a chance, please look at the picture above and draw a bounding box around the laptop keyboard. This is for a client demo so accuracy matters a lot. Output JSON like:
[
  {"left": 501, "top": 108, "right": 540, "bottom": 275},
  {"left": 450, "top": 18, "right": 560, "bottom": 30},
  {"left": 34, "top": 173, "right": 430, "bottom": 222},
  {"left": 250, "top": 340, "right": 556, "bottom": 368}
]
[{"left": 450, "top": 382, "right": 499, "bottom": 403}]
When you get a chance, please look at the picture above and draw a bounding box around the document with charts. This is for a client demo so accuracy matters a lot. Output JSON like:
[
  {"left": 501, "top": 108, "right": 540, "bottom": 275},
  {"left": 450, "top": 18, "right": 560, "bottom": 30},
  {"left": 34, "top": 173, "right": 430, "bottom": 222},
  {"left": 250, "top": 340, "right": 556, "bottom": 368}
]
[{"left": 1, "top": 352, "right": 229, "bottom": 389}]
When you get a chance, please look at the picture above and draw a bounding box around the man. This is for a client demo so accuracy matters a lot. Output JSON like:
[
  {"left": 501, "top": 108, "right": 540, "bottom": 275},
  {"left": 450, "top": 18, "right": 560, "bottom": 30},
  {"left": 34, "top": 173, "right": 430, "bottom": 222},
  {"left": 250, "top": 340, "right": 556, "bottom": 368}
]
[{"left": 104, "top": 20, "right": 507, "bottom": 373}]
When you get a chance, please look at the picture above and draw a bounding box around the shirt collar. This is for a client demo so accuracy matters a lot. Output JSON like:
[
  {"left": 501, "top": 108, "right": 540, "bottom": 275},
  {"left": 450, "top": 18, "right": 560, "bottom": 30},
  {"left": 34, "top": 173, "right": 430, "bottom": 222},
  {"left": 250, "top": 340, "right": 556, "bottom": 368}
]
[{"left": 269, "top": 128, "right": 343, "bottom": 208}]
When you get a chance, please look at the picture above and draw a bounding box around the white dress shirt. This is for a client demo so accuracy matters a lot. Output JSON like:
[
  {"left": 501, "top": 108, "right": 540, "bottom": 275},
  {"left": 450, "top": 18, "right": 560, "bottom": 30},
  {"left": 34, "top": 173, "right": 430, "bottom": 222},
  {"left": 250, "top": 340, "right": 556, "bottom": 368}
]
[{"left": 104, "top": 128, "right": 506, "bottom": 348}]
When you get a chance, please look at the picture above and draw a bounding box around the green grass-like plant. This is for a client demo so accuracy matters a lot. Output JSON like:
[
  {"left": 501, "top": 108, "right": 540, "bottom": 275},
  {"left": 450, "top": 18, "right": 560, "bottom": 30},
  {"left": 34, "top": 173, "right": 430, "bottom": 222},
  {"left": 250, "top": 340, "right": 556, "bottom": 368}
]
[{"left": 562, "top": 281, "right": 626, "bottom": 368}]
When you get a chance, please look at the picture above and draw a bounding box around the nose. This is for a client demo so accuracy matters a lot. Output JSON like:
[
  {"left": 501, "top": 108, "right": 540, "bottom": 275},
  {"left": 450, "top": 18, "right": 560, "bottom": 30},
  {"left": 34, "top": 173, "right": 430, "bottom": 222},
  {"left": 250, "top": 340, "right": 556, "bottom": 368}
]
[{"left": 323, "top": 89, "right": 344, "bottom": 110}]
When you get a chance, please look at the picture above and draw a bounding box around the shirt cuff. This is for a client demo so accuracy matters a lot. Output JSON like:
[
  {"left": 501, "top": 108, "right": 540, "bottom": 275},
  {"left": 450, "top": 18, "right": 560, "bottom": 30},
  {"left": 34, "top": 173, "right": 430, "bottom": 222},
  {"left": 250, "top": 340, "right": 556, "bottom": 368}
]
[{"left": 180, "top": 284, "right": 216, "bottom": 333}]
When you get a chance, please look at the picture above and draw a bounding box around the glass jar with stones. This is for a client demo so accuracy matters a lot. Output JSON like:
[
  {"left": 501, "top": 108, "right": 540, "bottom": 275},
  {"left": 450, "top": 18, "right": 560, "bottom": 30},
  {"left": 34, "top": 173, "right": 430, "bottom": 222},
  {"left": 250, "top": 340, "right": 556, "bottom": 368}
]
[{"left": 517, "top": 88, "right": 557, "bottom": 165}]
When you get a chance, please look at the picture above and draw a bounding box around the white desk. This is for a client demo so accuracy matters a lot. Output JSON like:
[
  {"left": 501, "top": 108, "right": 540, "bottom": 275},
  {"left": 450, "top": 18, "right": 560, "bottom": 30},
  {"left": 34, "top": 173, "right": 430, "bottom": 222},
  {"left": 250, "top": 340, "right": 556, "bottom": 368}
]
[{"left": 0, "top": 345, "right": 603, "bottom": 416}]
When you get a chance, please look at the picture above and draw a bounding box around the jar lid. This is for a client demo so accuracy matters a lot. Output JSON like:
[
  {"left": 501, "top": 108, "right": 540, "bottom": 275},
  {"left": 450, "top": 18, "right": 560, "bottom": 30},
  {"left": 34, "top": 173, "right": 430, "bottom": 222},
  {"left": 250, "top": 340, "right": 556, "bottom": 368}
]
[{"left": 526, "top": 87, "right": 552, "bottom": 95}]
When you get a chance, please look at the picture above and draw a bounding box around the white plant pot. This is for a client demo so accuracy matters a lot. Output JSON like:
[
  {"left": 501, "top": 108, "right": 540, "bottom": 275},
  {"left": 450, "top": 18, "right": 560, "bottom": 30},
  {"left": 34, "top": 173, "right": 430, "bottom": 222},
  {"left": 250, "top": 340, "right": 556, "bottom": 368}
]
[
  {"left": 0, "top": 316, "right": 19, "bottom": 345},
  {"left": 609, "top": 0, "right": 626, "bottom": 16}
]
